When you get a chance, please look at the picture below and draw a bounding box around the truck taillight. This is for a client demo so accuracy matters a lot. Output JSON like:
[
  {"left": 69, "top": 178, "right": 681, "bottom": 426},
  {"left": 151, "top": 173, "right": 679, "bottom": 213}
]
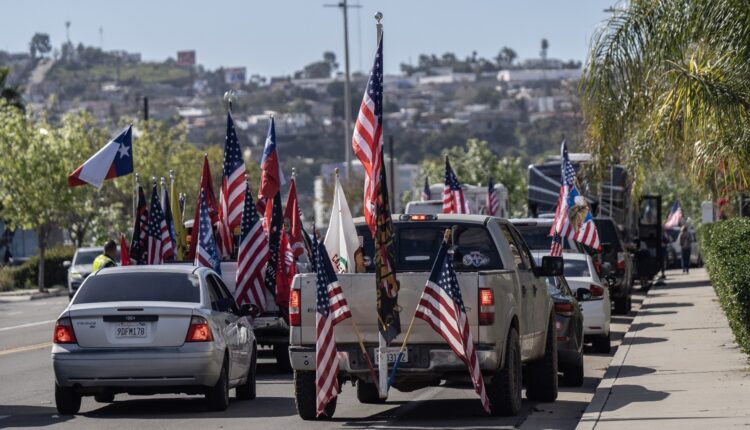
[
  {"left": 289, "top": 288, "right": 301, "bottom": 327},
  {"left": 617, "top": 252, "right": 626, "bottom": 271},
  {"left": 185, "top": 316, "right": 213, "bottom": 342},
  {"left": 590, "top": 284, "right": 604, "bottom": 298},
  {"left": 554, "top": 302, "right": 574, "bottom": 316},
  {"left": 53, "top": 317, "right": 77, "bottom": 344},
  {"left": 478, "top": 288, "right": 494, "bottom": 325}
]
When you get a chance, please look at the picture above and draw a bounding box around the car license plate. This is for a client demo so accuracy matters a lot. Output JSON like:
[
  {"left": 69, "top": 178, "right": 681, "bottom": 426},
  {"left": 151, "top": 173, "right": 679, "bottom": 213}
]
[
  {"left": 374, "top": 348, "right": 408, "bottom": 364},
  {"left": 115, "top": 322, "right": 147, "bottom": 338}
]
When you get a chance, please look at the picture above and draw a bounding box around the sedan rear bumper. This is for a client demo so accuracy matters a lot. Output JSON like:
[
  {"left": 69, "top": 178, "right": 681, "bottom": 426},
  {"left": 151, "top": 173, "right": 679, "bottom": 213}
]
[{"left": 52, "top": 344, "right": 222, "bottom": 389}]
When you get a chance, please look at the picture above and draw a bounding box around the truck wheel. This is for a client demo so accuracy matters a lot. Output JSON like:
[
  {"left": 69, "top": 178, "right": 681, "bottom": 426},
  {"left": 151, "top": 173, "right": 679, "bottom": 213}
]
[
  {"left": 525, "top": 317, "right": 558, "bottom": 402},
  {"left": 561, "top": 352, "right": 584, "bottom": 387},
  {"left": 205, "top": 358, "right": 230, "bottom": 411},
  {"left": 294, "top": 371, "right": 337, "bottom": 420},
  {"left": 356, "top": 380, "right": 385, "bottom": 404},
  {"left": 274, "top": 343, "right": 292, "bottom": 373},
  {"left": 487, "top": 327, "right": 522, "bottom": 416},
  {"left": 593, "top": 332, "right": 611, "bottom": 354},
  {"left": 55, "top": 384, "right": 81, "bottom": 415},
  {"left": 236, "top": 345, "right": 257, "bottom": 400},
  {"left": 614, "top": 295, "right": 631, "bottom": 315}
]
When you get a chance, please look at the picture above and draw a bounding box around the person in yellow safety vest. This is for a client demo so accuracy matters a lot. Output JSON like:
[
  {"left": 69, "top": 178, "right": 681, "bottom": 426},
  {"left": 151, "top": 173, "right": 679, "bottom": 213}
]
[{"left": 92, "top": 240, "right": 118, "bottom": 271}]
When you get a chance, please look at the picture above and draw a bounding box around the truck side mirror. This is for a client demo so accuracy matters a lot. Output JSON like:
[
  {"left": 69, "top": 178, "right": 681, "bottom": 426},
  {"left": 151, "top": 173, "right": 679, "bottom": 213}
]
[{"left": 540, "top": 256, "right": 563, "bottom": 277}]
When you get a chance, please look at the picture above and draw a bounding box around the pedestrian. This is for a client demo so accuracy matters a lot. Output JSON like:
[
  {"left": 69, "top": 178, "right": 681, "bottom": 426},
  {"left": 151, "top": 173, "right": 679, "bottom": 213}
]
[
  {"left": 677, "top": 225, "right": 692, "bottom": 274},
  {"left": 659, "top": 231, "right": 670, "bottom": 279},
  {"left": 92, "top": 240, "right": 118, "bottom": 271}
]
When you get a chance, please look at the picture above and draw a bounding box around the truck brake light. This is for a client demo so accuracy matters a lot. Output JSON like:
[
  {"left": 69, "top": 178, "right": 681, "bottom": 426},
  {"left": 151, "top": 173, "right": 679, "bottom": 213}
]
[
  {"left": 289, "top": 288, "right": 301, "bottom": 327},
  {"left": 478, "top": 288, "right": 494, "bottom": 325}
]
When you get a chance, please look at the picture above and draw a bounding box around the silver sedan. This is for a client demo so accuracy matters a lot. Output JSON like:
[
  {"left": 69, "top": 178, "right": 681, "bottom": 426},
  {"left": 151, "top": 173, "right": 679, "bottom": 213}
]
[{"left": 52, "top": 265, "right": 257, "bottom": 414}]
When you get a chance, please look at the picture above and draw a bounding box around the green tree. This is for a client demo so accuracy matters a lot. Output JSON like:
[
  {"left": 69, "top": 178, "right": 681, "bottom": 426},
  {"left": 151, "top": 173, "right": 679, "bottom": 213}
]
[
  {"left": 419, "top": 139, "right": 527, "bottom": 216},
  {"left": 0, "top": 67, "right": 23, "bottom": 110},
  {"left": 581, "top": 0, "right": 750, "bottom": 199},
  {"left": 29, "top": 33, "right": 51, "bottom": 59}
]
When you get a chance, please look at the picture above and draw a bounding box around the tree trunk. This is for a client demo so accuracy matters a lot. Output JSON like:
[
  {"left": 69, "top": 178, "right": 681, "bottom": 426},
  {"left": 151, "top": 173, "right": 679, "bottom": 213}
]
[{"left": 37, "top": 226, "right": 47, "bottom": 292}]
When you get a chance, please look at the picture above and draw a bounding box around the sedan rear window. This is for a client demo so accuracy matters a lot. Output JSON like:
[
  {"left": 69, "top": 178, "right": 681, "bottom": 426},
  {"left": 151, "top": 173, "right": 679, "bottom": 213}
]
[
  {"left": 563, "top": 260, "right": 591, "bottom": 278},
  {"left": 74, "top": 272, "right": 201, "bottom": 304},
  {"left": 514, "top": 225, "right": 576, "bottom": 251}
]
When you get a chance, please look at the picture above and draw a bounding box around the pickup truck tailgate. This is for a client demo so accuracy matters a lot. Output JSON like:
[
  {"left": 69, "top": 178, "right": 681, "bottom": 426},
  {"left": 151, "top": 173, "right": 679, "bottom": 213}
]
[{"left": 294, "top": 272, "right": 480, "bottom": 345}]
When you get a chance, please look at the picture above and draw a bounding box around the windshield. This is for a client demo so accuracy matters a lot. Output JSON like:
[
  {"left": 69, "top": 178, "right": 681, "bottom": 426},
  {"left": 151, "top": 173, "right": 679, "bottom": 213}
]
[
  {"left": 73, "top": 250, "right": 101, "bottom": 265},
  {"left": 74, "top": 272, "right": 201, "bottom": 304},
  {"left": 563, "top": 259, "right": 591, "bottom": 278},
  {"left": 357, "top": 222, "right": 503, "bottom": 272}
]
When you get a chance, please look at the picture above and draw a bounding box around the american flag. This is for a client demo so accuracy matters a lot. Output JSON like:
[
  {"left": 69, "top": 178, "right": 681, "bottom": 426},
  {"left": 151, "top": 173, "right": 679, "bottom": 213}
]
[
  {"left": 664, "top": 200, "right": 682, "bottom": 228},
  {"left": 235, "top": 184, "right": 268, "bottom": 308},
  {"left": 161, "top": 181, "right": 176, "bottom": 253},
  {"left": 146, "top": 183, "right": 174, "bottom": 264},
  {"left": 194, "top": 189, "right": 222, "bottom": 274},
  {"left": 487, "top": 177, "right": 499, "bottom": 216},
  {"left": 443, "top": 157, "right": 469, "bottom": 214},
  {"left": 313, "top": 231, "right": 352, "bottom": 417},
  {"left": 129, "top": 184, "right": 148, "bottom": 265},
  {"left": 188, "top": 156, "right": 219, "bottom": 261},
  {"left": 218, "top": 112, "right": 247, "bottom": 258},
  {"left": 352, "top": 33, "right": 384, "bottom": 237},
  {"left": 421, "top": 176, "right": 431, "bottom": 201},
  {"left": 414, "top": 236, "right": 490, "bottom": 414},
  {"left": 550, "top": 231, "right": 563, "bottom": 257},
  {"left": 550, "top": 141, "right": 600, "bottom": 250}
]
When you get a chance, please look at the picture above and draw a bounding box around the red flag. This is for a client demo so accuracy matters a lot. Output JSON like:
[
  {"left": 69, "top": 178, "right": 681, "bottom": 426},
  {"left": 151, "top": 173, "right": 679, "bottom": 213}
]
[
  {"left": 119, "top": 233, "right": 131, "bottom": 266},
  {"left": 258, "top": 117, "right": 284, "bottom": 201},
  {"left": 188, "top": 155, "right": 219, "bottom": 260},
  {"left": 284, "top": 177, "right": 305, "bottom": 261}
]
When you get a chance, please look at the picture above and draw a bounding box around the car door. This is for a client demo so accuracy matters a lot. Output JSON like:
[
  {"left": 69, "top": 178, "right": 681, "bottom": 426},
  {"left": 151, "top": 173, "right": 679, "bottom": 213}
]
[
  {"left": 498, "top": 223, "right": 537, "bottom": 358},
  {"left": 214, "top": 274, "right": 252, "bottom": 376},
  {"left": 206, "top": 274, "right": 243, "bottom": 382},
  {"left": 511, "top": 228, "right": 549, "bottom": 336}
]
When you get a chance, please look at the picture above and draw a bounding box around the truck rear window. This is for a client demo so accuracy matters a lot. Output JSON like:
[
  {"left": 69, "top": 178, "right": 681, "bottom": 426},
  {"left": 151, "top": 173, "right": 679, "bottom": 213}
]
[
  {"left": 356, "top": 222, "right": 503, "bottom": 272},
  {"left": 74, "top": 272, "right": 201, "bottom": 304}
]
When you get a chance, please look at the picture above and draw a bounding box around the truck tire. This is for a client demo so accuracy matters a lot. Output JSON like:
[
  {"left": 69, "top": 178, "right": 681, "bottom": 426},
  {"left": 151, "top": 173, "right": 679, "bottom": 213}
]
[
  {"left": 561, "top": 352, "right": 584, "bottom": 387},
  {"left": 205, "top": 357, "right": 230, "bottom": 411},
  {"left": 294, "top": 371, "right": 337, "bottom": 420},
  {"left": 236, "top": 345, "right": 257, "bottom": 400},
  {"left": 525, "top": 317, "right": 558, "bottom": 402},
  {"left": 487, "top": 327, "right": 522, "bottom": 416},
  {"left": 356, "top": 380, "right": 385, "bottom": 404},
  {"left": 593, "top": 331, "right": 611, "bottom": 354},
  {"left": 614, "top": 295, "right": 631, "bottom": 315},
  {"left": 55, "top": 384, "right": 81, "bottom": 415},
  {"left": 274, "top": 343, "right": 292, "bottom": 373}
]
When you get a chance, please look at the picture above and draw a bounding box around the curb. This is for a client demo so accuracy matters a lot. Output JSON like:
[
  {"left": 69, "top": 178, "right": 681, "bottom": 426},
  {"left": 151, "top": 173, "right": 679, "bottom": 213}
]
[
  {"left": 575, "top": 285, "right": 655, "bottom": 430},
  {"left": 29, "top": 289, "right": 67, "bottom": 300},
  {"left": 0, "top": 288, "right": 66, "bottom": 302}
]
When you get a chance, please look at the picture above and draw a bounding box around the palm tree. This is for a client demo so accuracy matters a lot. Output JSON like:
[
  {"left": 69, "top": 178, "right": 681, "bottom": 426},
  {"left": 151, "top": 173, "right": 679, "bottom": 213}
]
[
  {"left": 0, "top": 67, "right": 24, "bottom": 111},
  {"left": 581, "top": 0, "right": 750, "bottom": 196}
]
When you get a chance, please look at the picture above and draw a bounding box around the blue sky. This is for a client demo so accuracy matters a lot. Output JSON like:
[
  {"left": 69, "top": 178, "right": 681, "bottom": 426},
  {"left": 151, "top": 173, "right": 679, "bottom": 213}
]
[{"left": 2, "top": 0, "right": 614, "bottom": 77}]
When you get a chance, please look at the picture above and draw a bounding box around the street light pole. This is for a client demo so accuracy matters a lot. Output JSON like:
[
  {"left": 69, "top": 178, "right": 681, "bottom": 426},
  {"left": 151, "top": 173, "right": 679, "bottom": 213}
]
[{"left": 325, "top": 0, "right": 360, "bottom": 182}]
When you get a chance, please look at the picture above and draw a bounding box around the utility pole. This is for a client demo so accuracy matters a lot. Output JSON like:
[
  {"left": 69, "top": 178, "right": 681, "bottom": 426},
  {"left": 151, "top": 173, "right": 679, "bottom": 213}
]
[{"left": 324, "top": 0, "right": 361, "bottom": 181}]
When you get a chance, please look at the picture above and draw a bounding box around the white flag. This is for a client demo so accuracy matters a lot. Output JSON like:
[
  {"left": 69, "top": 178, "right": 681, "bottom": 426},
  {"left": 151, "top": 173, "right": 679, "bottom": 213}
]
[{"left": 324, "top": 174, "right": 360, "bottom": 273}]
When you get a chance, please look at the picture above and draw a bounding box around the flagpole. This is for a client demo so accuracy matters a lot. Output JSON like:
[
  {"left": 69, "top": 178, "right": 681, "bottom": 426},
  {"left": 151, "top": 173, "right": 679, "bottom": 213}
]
[
  {"left": 133, "top": 173, "right": 139, "bottom": 232},
  {"left": 373, "top": 10, "right": 390, "bottom": 400}
]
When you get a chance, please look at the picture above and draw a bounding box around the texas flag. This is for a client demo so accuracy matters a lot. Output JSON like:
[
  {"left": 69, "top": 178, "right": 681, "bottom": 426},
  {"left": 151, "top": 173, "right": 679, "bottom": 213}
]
[
  {"left": 68, "top": 125, "right": 133, "bottom": 188},
  {"left": 258, "top": 117, "right": 286, "bottom": 201}
]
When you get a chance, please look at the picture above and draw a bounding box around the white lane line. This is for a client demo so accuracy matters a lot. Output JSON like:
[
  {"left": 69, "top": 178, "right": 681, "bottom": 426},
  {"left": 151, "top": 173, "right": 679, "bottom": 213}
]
[{"left": 0, "top": 319, "right": 56, "bottom": 332}]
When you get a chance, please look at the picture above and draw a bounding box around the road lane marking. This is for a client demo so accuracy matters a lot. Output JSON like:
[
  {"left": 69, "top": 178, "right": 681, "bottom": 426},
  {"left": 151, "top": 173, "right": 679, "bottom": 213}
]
[
  {"left": 0, "top": 342, "right": 52, "bottom": 356},
  {"left": 0, "top": 319, "right": 56, "bottom": 332}
]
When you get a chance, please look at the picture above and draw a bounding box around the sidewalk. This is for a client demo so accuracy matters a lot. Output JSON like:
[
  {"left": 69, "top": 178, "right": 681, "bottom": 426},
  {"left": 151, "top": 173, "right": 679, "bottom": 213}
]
[
  {"left": 0, "top": 286, "right": 66, "bottom": 302},
  {"left": 577, "top": 268, "right": 750, "bottom": 429}
]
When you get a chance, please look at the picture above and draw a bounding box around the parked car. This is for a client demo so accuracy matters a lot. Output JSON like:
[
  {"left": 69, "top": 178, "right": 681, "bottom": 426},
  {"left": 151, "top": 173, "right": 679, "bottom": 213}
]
[
  {"left": 509, "top": 218, "right": 579, "bottom": 259},
  {"left": 665, "top": 227, "right": 702, "bottom": 268},
  {"left": 561, "top": 252, "right": 612, "bottom": 354},
  {"left": 593, "top": 217, "right": 634, "bottom": 315},
  {"left": 63, "top": 247, "right": 119, "bottom": 300},
  {"left": 52, "top": 265, "right": 257, "bottom": 414},
  {"left": 289, "top": 214, "right": 563, "bottom": 418},
  {"left": 545, "top": 274, "right": 586, "bottom": 386}
]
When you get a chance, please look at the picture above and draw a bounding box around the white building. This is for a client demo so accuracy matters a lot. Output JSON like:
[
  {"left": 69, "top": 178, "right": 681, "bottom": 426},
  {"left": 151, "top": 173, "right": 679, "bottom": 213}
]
[{"left": 497, "top": 68, "right": 582, "bottom": 84}]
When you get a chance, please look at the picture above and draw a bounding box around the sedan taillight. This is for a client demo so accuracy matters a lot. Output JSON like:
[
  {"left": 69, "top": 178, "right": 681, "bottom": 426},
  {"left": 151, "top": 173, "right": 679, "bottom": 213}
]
[
  {"left": 554, "top": 302, "right": 575, "bottom": 317},
  {"left": 185, "top": 316, "right": 213, "bottom": 342},
  {"left": 590, "top": 284, "right": 604, "bottom": 298},
  {"left": 53, "top": 317, "right": 77, "bottom": 344},
  {"left": 289, "top": 288, "right": 301, "bottom": 327}
]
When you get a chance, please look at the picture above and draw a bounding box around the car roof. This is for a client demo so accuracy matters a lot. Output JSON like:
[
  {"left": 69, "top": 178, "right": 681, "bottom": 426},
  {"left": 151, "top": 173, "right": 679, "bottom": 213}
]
[
  {"left": 353, "top": 213, "right": 496, "bottom": 225},
  {"left": 561, "top": 251, "right": 589, "bottom": 261},
  {"left": 93, "top": 264, "right": 205, "bottom": 277},
  {"left": 75, "top": 246, "right": 104, "bottom": 253},
  {"left": 508, "top": 218, "right": 553, "bottom": 226}
]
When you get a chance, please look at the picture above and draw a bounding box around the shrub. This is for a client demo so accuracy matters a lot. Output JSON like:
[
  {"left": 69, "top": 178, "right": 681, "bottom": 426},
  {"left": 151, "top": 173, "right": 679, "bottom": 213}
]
[
  {"left": 699, "top": 219, "right": 750, "bottom": 357},
  {"left": 2, "top": 246, "right": 75, "bottom": 290}
]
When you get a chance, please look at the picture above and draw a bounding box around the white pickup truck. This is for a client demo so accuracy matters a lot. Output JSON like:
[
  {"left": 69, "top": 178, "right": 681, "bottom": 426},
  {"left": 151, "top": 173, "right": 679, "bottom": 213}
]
[{"left": 288, "top": 214, "right": 563, "bottom": 418}]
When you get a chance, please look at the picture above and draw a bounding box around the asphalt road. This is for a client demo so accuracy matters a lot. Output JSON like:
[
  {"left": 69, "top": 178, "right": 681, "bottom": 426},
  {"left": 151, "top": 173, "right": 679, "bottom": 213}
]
[{"left": 0, "top": 290, "right": 648, "bottom": 430}]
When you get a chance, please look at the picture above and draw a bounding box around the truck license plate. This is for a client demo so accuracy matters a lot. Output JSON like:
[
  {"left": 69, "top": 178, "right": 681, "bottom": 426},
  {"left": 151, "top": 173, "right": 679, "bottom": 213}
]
[
  {"left": 115, "top": 322, "right": 147, "bottom": 338},
  {"left": 374, "top": 348, "right": 408, "bottom": 364}
]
